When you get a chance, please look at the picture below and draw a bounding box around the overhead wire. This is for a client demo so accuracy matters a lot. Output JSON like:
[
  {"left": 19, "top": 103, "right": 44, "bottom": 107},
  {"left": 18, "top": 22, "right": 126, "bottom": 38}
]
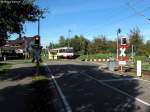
[
  {"left": 96, "top": 0, "right": 150, "bottom": 29},
  {"left": 126, "top": 2, "right": 150, "bottom": 22}
]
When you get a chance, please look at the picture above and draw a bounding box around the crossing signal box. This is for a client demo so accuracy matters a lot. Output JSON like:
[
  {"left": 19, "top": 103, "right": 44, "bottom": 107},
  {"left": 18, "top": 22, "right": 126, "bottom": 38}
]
[
  {"left": 34, "top": 35, "right": 40, "bottom": 45},
  {"left": 121, "top": 37, "right": 127, "bottom": 45}
]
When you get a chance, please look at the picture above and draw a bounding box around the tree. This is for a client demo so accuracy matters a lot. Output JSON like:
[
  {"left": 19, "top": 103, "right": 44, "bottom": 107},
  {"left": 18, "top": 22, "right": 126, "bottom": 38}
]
[
  {"left": 107, "top": 40, "right": 116, "bottom": 54},
  {"left": 146, "top": 40, "right": 150, "bottom": 54},
  {"left": 70, "top": 35, "right": 81, "bottom": 53},
  {"left": 100, "top": 35, "right": 108, "bottom": 52},
  {"left": 78, "top": 35, "right": 90, "bottom": 54},
  {"left": 0, "top": 0, "right": 44, "bottom": 46},
  {"left": 59, "top": 36, "right": 66, "bottom": 47},
  {"left": 128, "top": 27, "right": 144, "bottom": 55},
  {"left": 92, "top": 37, "right": 102, "bottom": 53},
  {"left": 88, "top": 35, "right": 109, "bottom": 54}
]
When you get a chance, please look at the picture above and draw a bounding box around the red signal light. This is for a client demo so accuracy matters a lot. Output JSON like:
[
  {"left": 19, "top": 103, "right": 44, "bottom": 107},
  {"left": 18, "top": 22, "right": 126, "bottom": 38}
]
[
  {"left": 121, "top": 37, "right": 127, "bottom": 45},
  {"left": 34, "top": 35, "right": 40, "bottom": 45}
]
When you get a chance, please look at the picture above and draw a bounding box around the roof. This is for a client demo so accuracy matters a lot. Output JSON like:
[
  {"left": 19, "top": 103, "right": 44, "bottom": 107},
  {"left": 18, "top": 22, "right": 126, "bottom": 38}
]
[
  {"left": 52, "top": 47, "right": 73, "bottom": 51},
  {"left": 1, "top": 36, "right": 36, "bottom": 49}
]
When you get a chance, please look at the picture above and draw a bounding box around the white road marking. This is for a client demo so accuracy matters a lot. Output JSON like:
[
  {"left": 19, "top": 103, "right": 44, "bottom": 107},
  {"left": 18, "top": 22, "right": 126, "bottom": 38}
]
[
  {"left": 136, "top": 78, "right": 150, "bottom": 83},
  {"left": 69, "top": 66, "right": 150, "bottom": 106},
  {"left": 43, "top": 63, "right": 72, "bottom": 112},
  {"left": 82, "top": 72, "right": 150, "bottom": 106}
]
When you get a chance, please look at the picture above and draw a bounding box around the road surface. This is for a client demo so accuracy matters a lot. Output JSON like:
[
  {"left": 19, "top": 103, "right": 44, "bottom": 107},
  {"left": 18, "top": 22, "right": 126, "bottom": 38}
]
[
  {"left": 0, "top": 60, "right": 150, "bottom": 112},
  {"left": 45, "top": 60, "right": 150, "bottom": 112}
]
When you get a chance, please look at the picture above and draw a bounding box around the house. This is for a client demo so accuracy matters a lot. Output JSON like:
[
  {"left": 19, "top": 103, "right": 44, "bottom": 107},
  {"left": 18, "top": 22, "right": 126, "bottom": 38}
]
[{"left": 0, "top": 35, "right": 40, "bottom": 60}]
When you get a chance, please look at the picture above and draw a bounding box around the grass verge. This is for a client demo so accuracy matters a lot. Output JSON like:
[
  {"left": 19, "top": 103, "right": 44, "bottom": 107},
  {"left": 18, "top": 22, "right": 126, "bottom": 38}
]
[{"left": 0, "top": 63, "right": 12, "bottom": 75}]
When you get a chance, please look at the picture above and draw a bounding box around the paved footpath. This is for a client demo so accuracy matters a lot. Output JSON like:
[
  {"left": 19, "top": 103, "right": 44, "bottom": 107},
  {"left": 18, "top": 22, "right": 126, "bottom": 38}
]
[{"left": 0, "top": 63, "right": 35, "bottom": 112}]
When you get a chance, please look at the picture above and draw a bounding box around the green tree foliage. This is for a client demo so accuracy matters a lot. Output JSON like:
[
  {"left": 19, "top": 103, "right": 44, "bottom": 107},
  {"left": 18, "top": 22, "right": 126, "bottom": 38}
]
[
  {"left": 49, "top": 27, "right": 150, "bottom": 57},
  {"left": 70, "top": 35, "right": 81, "bottom": 53},
  {"left": 0, "top": 0, "right": 44, "bottom": 46},
  {"left": 78, "top": 35, "right": 90, "bottom": 54},
  {"left": 107, "top": 40, "right": 116, "bottom": 54},
  {"left": 146, "top": 40, "right": 150, "bottom": 55},
  {"left": 90, "top": 37, "right": 102, "bottom": 53},
  {"left": 128, "top": 27, "right": 148, "bottom": 55},
  {"left": 88, "top": 35, "right": 110, "bottom": 54},
  {"left": 52, "top": 35, "right": 116, "bottom": 55},
  {"left": 59, "top": 36, "right": 66, "bottom": 47}
]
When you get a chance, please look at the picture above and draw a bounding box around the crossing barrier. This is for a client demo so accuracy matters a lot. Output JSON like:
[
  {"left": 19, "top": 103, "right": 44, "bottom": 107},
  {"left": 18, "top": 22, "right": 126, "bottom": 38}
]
[{"left": 83, "top": 58, "right": 111, "bottom": 62}]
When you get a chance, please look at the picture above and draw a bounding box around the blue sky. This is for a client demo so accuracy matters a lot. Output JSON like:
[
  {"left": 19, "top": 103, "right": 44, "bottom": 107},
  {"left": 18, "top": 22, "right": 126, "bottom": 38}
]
[{"left": 14, "top": 0, "right": 150, "bottom": 46}]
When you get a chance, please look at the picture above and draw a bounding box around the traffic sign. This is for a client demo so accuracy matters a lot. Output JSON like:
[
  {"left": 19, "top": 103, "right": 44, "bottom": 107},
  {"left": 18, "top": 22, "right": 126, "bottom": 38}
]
[
  {"left": 118, "top": 61, "right": 126, "bottom": 65},
  {"left": 121, "top": 36, "right": 127, "bottom": 45},
  {"left": 34, "top": 35, "right": 40, "bottom": 45},
  {"left": 118, "top": 44, "right": 128, "bottom": 61}
]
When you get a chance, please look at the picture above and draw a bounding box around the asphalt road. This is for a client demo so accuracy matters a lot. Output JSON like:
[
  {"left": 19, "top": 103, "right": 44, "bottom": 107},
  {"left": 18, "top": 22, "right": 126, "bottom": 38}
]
[{"left": 45, "top": 60, "right": 150, "bottom": 112}]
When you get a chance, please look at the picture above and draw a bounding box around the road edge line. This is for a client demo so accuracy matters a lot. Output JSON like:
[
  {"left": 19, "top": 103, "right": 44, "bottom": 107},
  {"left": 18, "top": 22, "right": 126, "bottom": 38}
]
[{"left": 43, "top": 63, "right": 72, "bottom": 112}]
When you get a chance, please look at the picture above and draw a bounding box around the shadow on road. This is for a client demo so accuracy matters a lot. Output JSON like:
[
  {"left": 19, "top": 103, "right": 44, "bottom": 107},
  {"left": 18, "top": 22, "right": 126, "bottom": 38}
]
[
  {"left": 0, "top": 66, "right": 35, "bottom": 81},
  {"left": 0, "top": 62, "right": 149, "bottom": 112},
  {"left": 0, "top": 65, "right": 56, "bottom": 112},
  {"left": 47, "top": 64, "right": 150, "bottom": 112}
]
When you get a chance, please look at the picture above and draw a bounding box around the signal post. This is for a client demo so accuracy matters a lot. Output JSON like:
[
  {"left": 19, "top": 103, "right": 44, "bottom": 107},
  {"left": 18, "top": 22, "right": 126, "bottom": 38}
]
[
  {"left": 118, "top": 36, "right": 128, "bottom": 72},
  {"left": 32, "top": 35, "right": 42, "bottom": 75}
]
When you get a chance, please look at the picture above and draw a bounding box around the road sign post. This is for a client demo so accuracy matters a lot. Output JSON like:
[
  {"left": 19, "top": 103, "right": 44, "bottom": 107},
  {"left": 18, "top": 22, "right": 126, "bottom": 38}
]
[
  {"left": 32, "top": 45, "right": 42, "bottom": 75},
  {"left": 32, "top": 35, "right": 42, "bottom": 75}
]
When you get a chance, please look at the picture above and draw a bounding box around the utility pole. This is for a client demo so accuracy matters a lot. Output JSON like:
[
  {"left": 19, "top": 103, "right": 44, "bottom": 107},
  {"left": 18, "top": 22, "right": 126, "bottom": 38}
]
[
  {"left": 132, "top": 45, "right": 134, "bottom": 62},
  {"left": 68, "top": 29, "right": 71, "bottom": 47},
  {"left": 117, "top": 28, "right": 121, "bottom": 61},
  {"left": 38, "top": 17, "right": 40, "bottom": 36}
]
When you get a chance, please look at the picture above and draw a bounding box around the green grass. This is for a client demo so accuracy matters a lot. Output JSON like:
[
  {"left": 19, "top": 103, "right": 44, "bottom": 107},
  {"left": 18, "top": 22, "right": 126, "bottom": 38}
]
[
  {"left": 142, "top": 63, "right": 150, "bottom": 71},
  {"left": 10, "top": 59, "right": 32, "bottom": 64},
  {"left": 133, "top": 56, "right": 147, "bottom": 61},
  {"left": 127, "top": 62, "right": 150, "bottom": 71},
  {"left": 41, "top": 54, "right": 48, "bottom": 61},
  {"left": 0, "top": 63, "right": 12, "bottom": 74},
  {"left": 32, "top": 75, "right": 48, "bottom": 81},
  {"left": 32, "top": 65, "right": 49, "bottom": 81}
]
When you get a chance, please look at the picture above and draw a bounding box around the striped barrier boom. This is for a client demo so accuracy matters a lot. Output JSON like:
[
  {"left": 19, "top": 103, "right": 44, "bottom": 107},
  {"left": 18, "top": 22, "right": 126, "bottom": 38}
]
[{"left": 84, "top": 59, "right": 110, "bottom": 62}]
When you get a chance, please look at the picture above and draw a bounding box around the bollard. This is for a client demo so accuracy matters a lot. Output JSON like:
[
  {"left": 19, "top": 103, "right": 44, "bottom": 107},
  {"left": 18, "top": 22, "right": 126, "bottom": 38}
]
[
  {"left": 137, "top": 60, "right": 142, "bottom": 77},
  {"left": 108, "top": 61, "right": 115, "bottom": 71},
  {"left": 3, "top": 56, "right": 6, "bottom": 61}
]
